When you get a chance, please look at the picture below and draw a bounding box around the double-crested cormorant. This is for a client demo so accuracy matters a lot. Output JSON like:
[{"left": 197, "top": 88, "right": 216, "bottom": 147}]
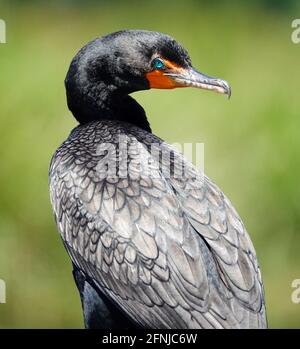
[{"left": 49, "top": 30, "right": 267, "bottom": 329}]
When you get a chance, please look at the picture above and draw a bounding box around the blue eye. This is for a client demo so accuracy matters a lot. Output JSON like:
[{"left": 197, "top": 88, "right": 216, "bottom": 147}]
[{"left": 153, "top": 58, "right": 165, "bottom": 70}]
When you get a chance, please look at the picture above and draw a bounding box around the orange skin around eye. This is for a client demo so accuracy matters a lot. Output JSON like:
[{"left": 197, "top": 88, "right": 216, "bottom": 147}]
[{"left": 145, "top": 59, "right": 187, "bottom": 89}]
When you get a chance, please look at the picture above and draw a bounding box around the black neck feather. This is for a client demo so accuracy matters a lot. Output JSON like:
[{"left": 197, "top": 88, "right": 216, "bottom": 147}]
[{"left": 66, "top": 77, "right": 151, "bottom": 132}]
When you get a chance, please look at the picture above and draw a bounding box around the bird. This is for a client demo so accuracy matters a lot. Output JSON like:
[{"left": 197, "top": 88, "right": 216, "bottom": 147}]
[{"left": 49, "top": 30, "right": 267, "bottom": 329}]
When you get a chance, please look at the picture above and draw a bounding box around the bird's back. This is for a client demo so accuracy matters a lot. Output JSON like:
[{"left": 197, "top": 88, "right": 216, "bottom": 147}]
[{"left": 49, "top": 120, "right": 267, "bottom": 329}]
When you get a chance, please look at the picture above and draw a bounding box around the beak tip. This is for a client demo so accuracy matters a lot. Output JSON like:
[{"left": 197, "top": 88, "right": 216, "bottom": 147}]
[
  {"left": 221, "top": 80, "right": 231, "bottom": 99},
  {"left": 227, "top": 88, "right": 231, "bottom": 99}
]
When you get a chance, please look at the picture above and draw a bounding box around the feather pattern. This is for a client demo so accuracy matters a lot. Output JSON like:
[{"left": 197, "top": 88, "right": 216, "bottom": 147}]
[{"left": 49, "top": 119, "right": 267, "bottom": 329}]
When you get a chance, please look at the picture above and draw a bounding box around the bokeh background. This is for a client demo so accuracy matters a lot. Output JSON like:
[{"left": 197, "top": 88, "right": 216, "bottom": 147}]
[{"left": 0, "top": 0, "right": 299, "bottom": 328}]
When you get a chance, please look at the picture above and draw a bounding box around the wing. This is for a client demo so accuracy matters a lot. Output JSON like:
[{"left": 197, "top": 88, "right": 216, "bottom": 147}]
[{"left": 49, "top": 121, "right": 267, "bottom": 329}]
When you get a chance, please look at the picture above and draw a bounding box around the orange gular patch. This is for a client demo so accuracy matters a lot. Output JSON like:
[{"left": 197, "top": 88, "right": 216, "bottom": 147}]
[{"left": 146, "top": 59, "right": 186, "bottom": 89}]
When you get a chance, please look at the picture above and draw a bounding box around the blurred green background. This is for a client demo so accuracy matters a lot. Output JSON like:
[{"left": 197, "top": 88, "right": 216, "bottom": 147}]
[{"left": 0, "top": 0, "right": 300, "bottom": 328}]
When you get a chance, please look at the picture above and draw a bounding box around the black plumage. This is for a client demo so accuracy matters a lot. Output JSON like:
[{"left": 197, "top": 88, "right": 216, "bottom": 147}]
[{"left": 49, "top": 30, "right": 267, "bottom": 329}]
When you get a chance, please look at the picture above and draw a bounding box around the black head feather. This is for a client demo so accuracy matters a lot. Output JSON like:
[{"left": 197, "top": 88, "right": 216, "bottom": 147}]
[{"left": 65, "top": 30, "right": 192, "bottom": 129}]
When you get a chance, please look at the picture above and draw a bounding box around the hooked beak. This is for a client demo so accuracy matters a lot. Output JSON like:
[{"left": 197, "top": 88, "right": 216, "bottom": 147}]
[
  {"left": 146, "top": 62, "right": 231, "bottom": 98},
  {"left": 165, "top": 68, "right": 231, "bottom": 98}
]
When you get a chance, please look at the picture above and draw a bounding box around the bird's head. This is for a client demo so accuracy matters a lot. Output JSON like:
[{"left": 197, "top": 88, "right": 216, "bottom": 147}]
[{"left": 65, "top": 30, "right": 231, "bottom": 125}]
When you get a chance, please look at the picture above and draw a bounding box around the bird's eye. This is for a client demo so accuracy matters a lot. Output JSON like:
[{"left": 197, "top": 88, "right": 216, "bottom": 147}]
[{"left": 152, "top": 58, "right": 165, "bottom": 70}]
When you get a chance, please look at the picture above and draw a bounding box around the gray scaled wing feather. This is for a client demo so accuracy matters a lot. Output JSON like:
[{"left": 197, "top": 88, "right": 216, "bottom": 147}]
[{"left": 49, "top": 120, "right": 267, "bottom": 329}]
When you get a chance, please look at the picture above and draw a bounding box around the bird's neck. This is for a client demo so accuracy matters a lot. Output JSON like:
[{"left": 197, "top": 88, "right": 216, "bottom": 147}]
[{"left": 67, "top": 84, "right": 151, "bottom": 132}]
